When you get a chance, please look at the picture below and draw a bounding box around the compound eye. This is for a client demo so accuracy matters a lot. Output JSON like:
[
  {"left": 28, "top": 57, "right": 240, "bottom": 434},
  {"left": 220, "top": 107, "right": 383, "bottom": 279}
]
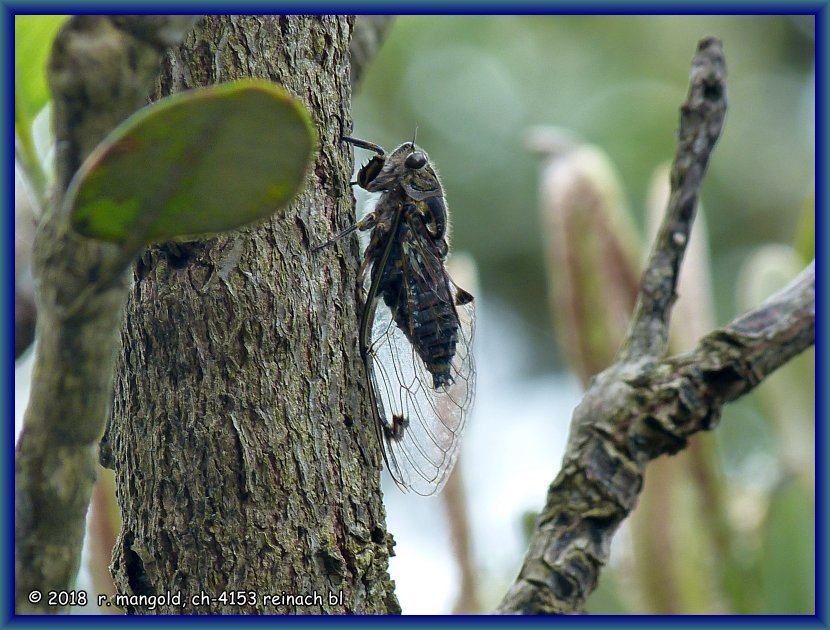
[{"left": 405, "top": 151, "right": 427, "bottom": 170}]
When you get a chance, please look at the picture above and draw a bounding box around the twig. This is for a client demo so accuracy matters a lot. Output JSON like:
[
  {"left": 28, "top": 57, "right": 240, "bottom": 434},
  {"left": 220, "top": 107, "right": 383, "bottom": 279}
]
[
  {"left": 619, "top": 37, "right": 726, "bottom": 363},
  {"left": 497, "top": 261, "right": 814, "bottom": 614},
  {"left": 14, "top": 16, "right": 199, "bottom": 614},
  {"left": 496, "top": 38, "right": 815, "bottom": 615}
]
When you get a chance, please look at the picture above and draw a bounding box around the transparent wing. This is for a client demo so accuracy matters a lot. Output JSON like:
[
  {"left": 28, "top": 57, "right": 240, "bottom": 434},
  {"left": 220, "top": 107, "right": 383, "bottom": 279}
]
[{"left": 364, "top": 279, "right": 475, "bottom": 496}]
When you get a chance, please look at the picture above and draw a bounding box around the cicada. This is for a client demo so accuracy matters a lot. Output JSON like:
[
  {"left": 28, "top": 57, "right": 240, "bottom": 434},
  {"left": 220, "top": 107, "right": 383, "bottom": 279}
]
[{"left": 317, "top": 135, "right": 476, "bottom": 495}]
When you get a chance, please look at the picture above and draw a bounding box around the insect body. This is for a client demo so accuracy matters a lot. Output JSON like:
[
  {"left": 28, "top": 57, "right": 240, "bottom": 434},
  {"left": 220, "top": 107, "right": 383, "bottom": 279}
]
[{"left": 317, "top": 135, "right": 475, "bottom": 495}]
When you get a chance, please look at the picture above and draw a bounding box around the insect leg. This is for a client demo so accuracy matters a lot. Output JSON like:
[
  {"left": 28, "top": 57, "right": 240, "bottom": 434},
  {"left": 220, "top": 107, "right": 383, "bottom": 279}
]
[
  {"left": 342, "top": 135, "right": 386, "bottom": 156},
  {"left": 312, "top": 212, "right": 377, "bottom": 252}
]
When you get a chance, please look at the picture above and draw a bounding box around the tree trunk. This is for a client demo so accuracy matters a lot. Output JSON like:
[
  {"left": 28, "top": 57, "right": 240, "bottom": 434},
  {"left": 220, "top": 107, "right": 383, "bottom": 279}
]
[{"left": 102, "top": 15, "right": 400, "bottom": 614}]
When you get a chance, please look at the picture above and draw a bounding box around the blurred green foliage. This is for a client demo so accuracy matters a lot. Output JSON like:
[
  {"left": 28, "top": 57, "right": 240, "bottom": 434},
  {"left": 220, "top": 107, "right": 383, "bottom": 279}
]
[
  {"left": 15, "top": 15, "right": 67, "bottom": 207},
  {"left": 354, "top": 15, "right": 814, "bottom": 615},
  {"left": 15, "top": 15, "right": 68, "bottom": 121},
  {"left": 353, "top": 15, "right": 814, "bottom": 373}
]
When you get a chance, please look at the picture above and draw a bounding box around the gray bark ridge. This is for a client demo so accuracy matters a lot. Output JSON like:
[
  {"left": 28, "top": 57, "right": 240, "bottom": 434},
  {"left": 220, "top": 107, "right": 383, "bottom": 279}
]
[{"left": 105, "top": 16, "right": 400, "bottom": 614}]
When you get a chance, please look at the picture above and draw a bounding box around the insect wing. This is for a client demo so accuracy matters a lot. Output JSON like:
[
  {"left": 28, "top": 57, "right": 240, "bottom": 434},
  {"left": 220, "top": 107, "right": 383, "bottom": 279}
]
[{"left": 364, "top": 275, "right": 475, "bottom": 496}]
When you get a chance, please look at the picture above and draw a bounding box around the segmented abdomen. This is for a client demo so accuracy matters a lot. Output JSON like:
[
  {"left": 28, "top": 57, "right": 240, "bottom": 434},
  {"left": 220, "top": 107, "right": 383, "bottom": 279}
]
[
  {"left": 401, "top": 277, "right": 458, "bottom": 388},
  {"left": 376, "top": 234, "right": 459, "bottom": 389}
]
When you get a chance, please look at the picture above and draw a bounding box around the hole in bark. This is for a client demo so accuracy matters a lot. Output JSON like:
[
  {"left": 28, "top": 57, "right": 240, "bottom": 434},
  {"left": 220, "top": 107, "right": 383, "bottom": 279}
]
[
  {"left": 318, "top": 548, "right": 345, "bottom": 575},
  {"left": 371, "top": 526, "right": 385, "bottom": 545},
  {"left": 123, "top": 532, "right": 156, "bottom": 598},
  {"left": 135, "top": 250, "right": 153, "bottom": 282},
  {"left": 163, "top": 243, "right": 191, "bottom": 269},
  {"left": 98, "top": 430, "right": 114, "bottom": 469},
  {"left": 703, "top": 80, "right": 723, "bottom": 100},
  {"left": 295, "top": 216, "right": 310, "bottom": 248}
]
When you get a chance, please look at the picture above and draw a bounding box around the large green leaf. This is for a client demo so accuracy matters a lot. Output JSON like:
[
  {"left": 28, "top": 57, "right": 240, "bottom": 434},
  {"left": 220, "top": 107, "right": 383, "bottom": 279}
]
[
  {"left": 15, "top": 15, "right": 68, "bottom": 119},
  {"left": 67, "top": 80, "right": 317, "bottom": 245}
]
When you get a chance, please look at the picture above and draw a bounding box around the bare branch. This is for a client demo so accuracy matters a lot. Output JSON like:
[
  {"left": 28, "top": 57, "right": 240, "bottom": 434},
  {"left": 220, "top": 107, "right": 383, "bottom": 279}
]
[
  {"left": 496, "top": 38, "right": 814, "bottom": 615},
  {"left": 619, "top": 37, "right": 727, "bottom": 362},
  {"left": 497, "top": 263, "right": 814, "bottom": 615},
  {"left": 15, "top": 16, "right": 199, "bottom": 614},
  {"left": 667, "top": 260, "right": 815, "bottom": 418}
]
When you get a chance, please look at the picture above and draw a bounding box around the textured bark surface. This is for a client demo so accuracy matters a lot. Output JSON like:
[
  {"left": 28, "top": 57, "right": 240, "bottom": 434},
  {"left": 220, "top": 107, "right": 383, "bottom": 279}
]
[{"left": 102, "top": 16, "right": 400, "bottom": 614}]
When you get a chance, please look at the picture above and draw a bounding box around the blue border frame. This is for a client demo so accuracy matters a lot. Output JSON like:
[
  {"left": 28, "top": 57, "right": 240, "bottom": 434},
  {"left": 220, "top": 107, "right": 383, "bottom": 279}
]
[
  {"left": 815, "top": 3, "right": 826, "bottom": 625},
  {"left": 3, "top": 3, "right": 12, "bottom": 626},
  {"left": 6, "top": 4, "right": 824, "bottom": 625},
  {"left": 1, "top": 3, "right": 827, "bottom": 14}
]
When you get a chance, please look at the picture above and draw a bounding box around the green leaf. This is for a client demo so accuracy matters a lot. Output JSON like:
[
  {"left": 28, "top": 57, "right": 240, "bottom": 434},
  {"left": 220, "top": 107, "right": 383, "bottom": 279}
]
[
  {"left": 15, "top": 15, "right": 69, "bottom": 120},
  {"left": 67, "top": 80, "right": 317, "bottom": 245}
]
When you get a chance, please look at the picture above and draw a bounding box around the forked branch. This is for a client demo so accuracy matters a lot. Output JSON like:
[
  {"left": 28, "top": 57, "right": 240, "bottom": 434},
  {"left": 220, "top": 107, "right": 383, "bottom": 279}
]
[{"left": 496, "top": 37, "right": 815, "bottom": 615}]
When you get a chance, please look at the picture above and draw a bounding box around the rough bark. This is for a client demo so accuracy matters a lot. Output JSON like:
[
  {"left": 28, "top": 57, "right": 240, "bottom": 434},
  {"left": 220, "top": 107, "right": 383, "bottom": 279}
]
[
  {"left": 15, "top": 16, "right": 198, "bottom": 614},
  {"left": 496, "top": 38, "right": 815, "bottom": 615},
  {"left": 102, "top": 16, "right": 400, "bottom": 614}
]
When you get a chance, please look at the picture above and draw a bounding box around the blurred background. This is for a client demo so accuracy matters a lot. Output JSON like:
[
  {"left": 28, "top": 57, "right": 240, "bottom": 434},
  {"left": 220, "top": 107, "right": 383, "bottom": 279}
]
[
  {"left": 15, "top": 14, "right": 815, "bottom": 615},
  {"left": 348, "top": 15, "right": 815, "bottom": 615}
]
